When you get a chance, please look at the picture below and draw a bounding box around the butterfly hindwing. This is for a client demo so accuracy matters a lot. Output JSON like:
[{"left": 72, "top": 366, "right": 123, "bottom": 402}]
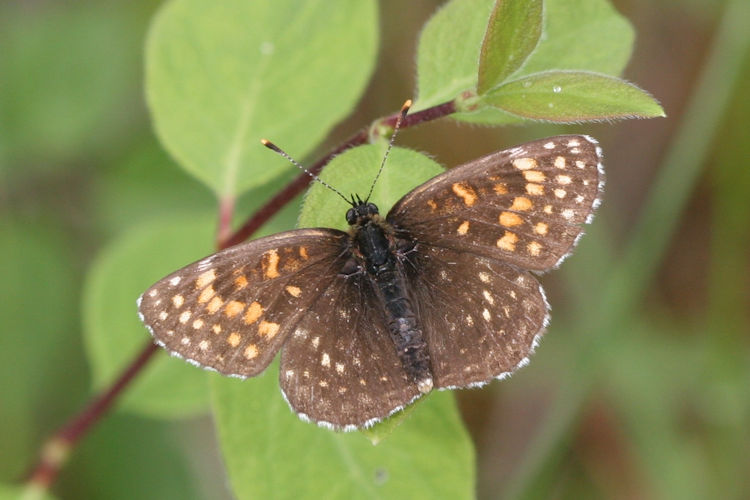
[
  {"left": 404, "top": 245, "right": 549, "bottom": 389},
  {"left": 387, "top": 135, "right": 603, "bottom": 271},
  {"left": 138, "top": 229, "right": 348, "bottom": 377},
  {"left": 279, "top": 268, "right": 421, "bottom": 429}
]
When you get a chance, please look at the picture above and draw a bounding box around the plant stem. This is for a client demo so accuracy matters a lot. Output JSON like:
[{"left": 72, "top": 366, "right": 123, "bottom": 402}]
[
  {"left": 216, "top": 195, "right": 236, "bottom": 248},
  {"left": 24, "top": 98, "right": 457, "bottom": 494}
]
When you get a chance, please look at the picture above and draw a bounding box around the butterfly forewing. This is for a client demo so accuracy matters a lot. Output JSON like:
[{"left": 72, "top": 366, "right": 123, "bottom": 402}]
[
  {"left": 279, "top": 271, "right": 420, "bottom": 429},
  {"left": 405, "top": 245, "right": 548, "bottom": 388},
  {"left": 138, "top": 229, "right": 348, "bottom": 377},
  {"left": 388, "top": 135, "right": 603, "bottom": 271}
]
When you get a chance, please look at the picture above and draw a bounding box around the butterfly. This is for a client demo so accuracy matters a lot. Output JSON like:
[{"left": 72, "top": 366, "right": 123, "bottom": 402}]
[{"left": 138, "top": 106, "right": 604, "bottom": 430}]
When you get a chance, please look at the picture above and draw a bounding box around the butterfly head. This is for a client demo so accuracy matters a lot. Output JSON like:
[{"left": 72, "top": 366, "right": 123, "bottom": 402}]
[{"left": 345, "top": 197, "right": 379, "bottom": 226}]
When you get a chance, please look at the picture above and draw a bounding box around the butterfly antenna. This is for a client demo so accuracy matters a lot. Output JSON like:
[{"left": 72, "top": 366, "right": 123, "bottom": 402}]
[
  {"left": 364, "top": 99, "right": 411, "bottom": 203},
  {"left": 260, "top": 138, "right": 351, "bottom": 204}
]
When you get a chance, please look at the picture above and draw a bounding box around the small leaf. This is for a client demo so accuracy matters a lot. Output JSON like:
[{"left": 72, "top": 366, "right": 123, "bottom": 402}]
[
  {"left": 477, "top": 0, "right": 543, "bottom": 94},
  {"left": 146, "top": 0, "right": 378, "bottom": 197},
  {"left": 299, "top": 145, "right": 445, "bottom": 230},
  {"left": 212, "top": 367, "right": 475, "bottom": 499},
  {"left": 519, "top": 0, "right": 634, "bottom": 76},
  {"left": 483, "top": 70, "right": 665, "bottom": 122},
  {"left": 415, "top": 0, "right": 495, "bottom": 110},
  {"left": 416, "top": 0, "right": 636, "bottom": 125}
]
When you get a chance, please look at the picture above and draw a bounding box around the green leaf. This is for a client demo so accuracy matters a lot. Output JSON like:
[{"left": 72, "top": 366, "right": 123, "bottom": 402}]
[
  {"left": 415, "top": 0, "right": 496, "bottom": 110},
  {"left": 299, "top": 145, "right": 445, "bottom": 231},
  {"left": 518, "top": 0, "right": 634, "bottom": 76},
  {"left": 359, "top": 402, "right": 421, "bottom": 445},
  {"left": 482, "top": 70, "right": 665, "bottom": 122},
  {"left": 146, "top": 0, "right": 378, "bottom": 198},
  {"left": 82, "top": 215, "right": 217, "bottom": 418},
  {"left": 91, "top": 137, "right": 216, "bottom": 237},
  {"left": 415, "top": 0, "right": 635, "bottom": 124},
  {"left": 477, "top": 0, "right": 543, "bottom": 94},
  {"left": 211, "top": 365, "right": 475, "bottom": 500}
]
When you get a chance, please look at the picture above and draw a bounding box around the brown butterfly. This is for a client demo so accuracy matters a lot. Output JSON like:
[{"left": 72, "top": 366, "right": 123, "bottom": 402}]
[{"left": 138, "top": 106, "right": 603, "bottom": 430}]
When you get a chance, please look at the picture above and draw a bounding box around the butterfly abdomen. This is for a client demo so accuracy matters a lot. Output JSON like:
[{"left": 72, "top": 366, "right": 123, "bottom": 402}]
[{"left": 354, "top": 212, "right": 434, "bottom": 394}]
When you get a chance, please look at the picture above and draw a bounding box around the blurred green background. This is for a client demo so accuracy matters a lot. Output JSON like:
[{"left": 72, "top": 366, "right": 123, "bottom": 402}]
[{"left": 1, "top": 0, "right": 748, "bottom": 499}]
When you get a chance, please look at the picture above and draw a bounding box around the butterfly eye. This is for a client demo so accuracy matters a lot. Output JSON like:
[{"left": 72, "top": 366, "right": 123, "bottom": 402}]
[
  {"left": 365, "top": 203, "right": 379, "bottom": 215},
  {"left": 345, "top": 208, "right": 356, "bottom": 225}
]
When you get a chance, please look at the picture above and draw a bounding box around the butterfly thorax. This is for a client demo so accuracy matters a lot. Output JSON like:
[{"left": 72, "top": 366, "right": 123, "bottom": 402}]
[{"left": 345, "top": 201, "right": 434, "bottom": 394}]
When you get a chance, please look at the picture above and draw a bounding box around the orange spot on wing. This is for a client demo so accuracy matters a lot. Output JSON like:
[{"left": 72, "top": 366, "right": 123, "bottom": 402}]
[
  {"left": 534, "top": 222, "right": 549, "bottom": 235},
  {"left": 526, "top": 183, "right": 544, "bottom": 196},
  {"left": 244, "top": 301, "right": 263, "bottom": 324},
  {"left": 510, "top": 197, "right": 533, "bottom": 211},
  {"left": 451, "top": 183, "right": 478, "bottom": 206},
  {"left": 206, "top": 296, "right": 224, "bottom": 314},
  {"left": 243, "top": 344, "right": 259, "bottom": 359},
  {"left": 227, "top": 332, "right": 241, "bottom": 346},
  {"left": 195, "top": 269, "right": 216, "bottom": 289},
  {"left": 224, "top": 300, "right": 245, "bottom": 318},
  {"left": 263, "top": 250, "right": 281, "bottom": 279},
  {"left": 234, "top": 275, "right": 248, "bottom": 290},
  {"left": 198, "top": 286, "right": 215, "bottom": 303},
  {"left": 523, "top": 170, "right": 546, "bottom": 183},
  {"left": 499, "top": 212, "right": 522, "bottom": 227},
  {"left": 258, "top": 320, "right": 280, "bottom": 339},
  {"left": 527, "top": 241, "right": 543, "bottom": 256},
  {"left": 497, "top": 231, "right": 518, "bottom": 251}
]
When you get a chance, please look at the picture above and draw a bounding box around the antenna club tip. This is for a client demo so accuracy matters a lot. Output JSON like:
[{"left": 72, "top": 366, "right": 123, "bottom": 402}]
[
  {"left": 401, "top": 99, "right": 412, "bottom": 113},
  {"left": 261, "top": 138, "right": 281, "bottom": 152}
]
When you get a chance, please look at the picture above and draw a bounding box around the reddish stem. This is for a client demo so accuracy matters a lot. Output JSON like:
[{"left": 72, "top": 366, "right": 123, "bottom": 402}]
[
  {"left": 24, "top": 98, "right": 457, "bottom": 493},
  {"left": 216, "top": 195, "right": 236, "bottom": 248}
]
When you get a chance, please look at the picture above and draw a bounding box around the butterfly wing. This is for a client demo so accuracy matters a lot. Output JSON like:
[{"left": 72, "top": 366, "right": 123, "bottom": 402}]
[
  {"left": 138, "top": 229, "right": 350, "bottom": 378},
  {"left": 387, "top": 135, "right": 604, "bottom": 271},
  {"left": 387, "top": 135, "right": 604, "bottom": 387},
  {"left": 279, "top": 269, "right": 421, "bottom": 430},
  {"left": 403, "top": 245, "right": 548, "bottom": 388}
]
